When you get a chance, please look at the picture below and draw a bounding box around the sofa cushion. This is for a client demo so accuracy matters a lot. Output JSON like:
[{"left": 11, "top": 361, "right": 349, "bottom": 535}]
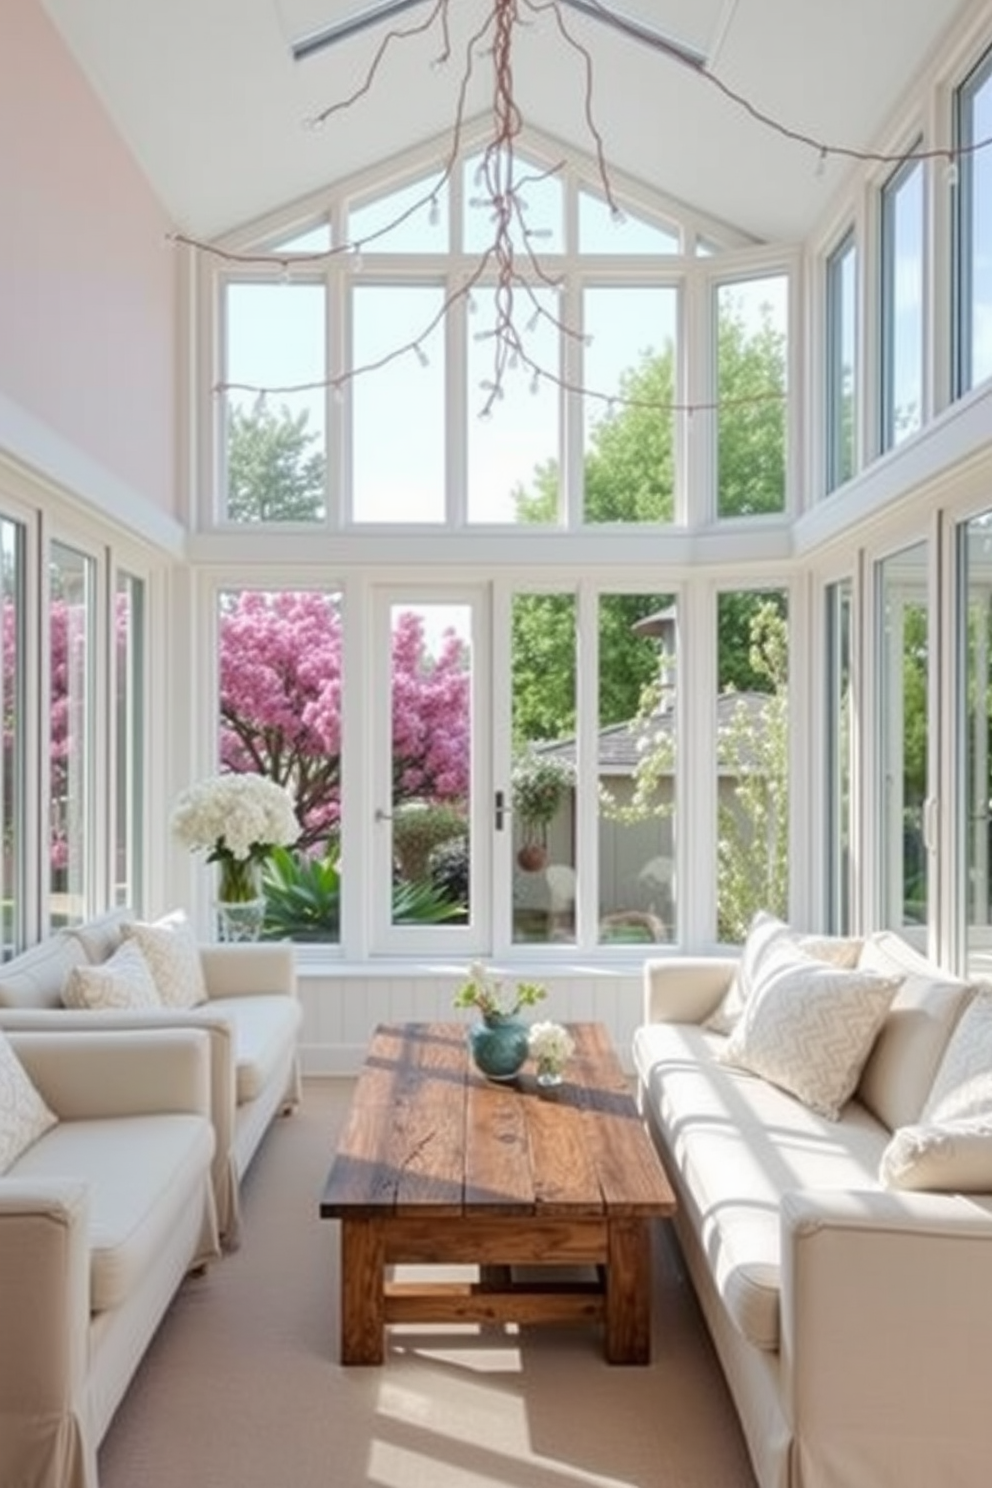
[
  {"left": 880, "top": 1117, "right": 992, "bottom": 1192},
  {"left": 856, "top": 931, "right": 974, "bottom": 1131},
  {"left": 0, "top": 1030, "right": 58, "bottom": 1174},
  {"left": 634, "top": 1020, "right": 889, "bottom": 1351},
  {"left": 705, "top": 911, "right": 862, "bottom": 1035},
  {"left": 67, "top": 906, "right": 136, "bottom": 964},
  {"left": 921, "top": 987, "right": 992, "bottom": 1124},
  {"left": 214, "top": 995, "right": 302, "bottom": 1102},
  {"left": 0, "top": 934, "right": 89, "bottom": 1010},
  {"left": 12, "top": 1111, "right": 215, "bottom": 1311},
  {"left": 122, "top": 912, "right": 208, "bottom": 1008},
  {"left": 62, "top": 940, "right": 162, "bottom": 1011},
  {"left": 720, "top": 954, "right": 901, "bottom": 1120}
]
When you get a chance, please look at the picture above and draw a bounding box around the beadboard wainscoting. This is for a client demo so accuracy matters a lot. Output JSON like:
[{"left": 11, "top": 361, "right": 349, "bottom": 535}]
[{"left": 296, "top": 966, "right": 646, "bottom": 1076}]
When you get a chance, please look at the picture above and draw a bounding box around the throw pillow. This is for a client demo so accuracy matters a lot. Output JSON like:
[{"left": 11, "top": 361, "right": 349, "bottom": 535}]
[
  {"left": 122, "top": 911, "right": 208, "bottom": 1008},
  {"left": 720, "top": 956, "right": 902, "bottom": 1120},
  {"left": 921, "top": 987, "right": 992, "bottom": 1124},
  {"left": 880, "top": 1117, "right": 992, "bottom": 1192},
  {"left": 0, "top": 1030, "right": 58, "bottom": 1174},
  {"left": 62, "top": 939, "right": 161, "bottom": 1010},
  {"left": 705, "top": 910, "right": 862, "bottom": 1035},
  {"left": 856, "top": 932, "right": 974, "bottom": 1131}
]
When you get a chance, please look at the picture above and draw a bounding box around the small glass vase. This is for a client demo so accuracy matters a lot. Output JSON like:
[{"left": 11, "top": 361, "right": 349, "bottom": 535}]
[
  {"left": 536, "top": 1058, "right": 565, "bottom": 1088},
  {"left": 216, "top": 857, "right": 265, "bottom": 943}
]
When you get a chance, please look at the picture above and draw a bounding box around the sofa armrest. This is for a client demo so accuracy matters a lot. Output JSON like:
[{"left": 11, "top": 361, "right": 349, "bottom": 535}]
[
  {"left": 199, "top": 942, "right": 296, "bottom": 1000},
  {"left": 1, "top": 1010, "right": 240, "bottom": 1245},
  {"left": 0, "top": 1178, "right": 92, "bottom": 1486},
  {"left": 642, "top": 956, "right": 737, "bottom": 1025},
  {"left": 780, "top": 1188, "right": 992, "bottom": 1482},
  {"left": 9, "top": 1029, "right": 212, "bottom": 1121}
]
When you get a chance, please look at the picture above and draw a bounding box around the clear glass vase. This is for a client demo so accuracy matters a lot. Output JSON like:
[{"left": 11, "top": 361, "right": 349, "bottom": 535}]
[{"left": 216, "top": 857, "right": 265, "bottom": 942}]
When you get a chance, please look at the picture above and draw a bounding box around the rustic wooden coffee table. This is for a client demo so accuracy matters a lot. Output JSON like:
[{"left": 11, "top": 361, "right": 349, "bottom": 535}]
[{"left": 320, "top": 1020, "right": 675, "bottom": 1365}]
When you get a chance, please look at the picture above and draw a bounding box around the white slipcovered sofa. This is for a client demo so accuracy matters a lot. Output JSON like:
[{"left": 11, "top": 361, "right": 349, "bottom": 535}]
[
  {"left": 0, "top": 1026, "right": 218, "bottom": 1488},
  {"left": 0, "top": 908, "right": 301, "bottom": 1246},
  {"left": 634, "top": 917, "right": 992, "bottom": 1488}
]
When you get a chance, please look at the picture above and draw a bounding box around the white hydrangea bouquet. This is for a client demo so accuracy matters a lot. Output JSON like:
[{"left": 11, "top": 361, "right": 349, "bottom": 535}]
[
  {"left": 528, "top": 1020, "right": 575, "bottom": 1083},
  {"left": 171, "top": 773, "right": 297, "bottom": 902}
]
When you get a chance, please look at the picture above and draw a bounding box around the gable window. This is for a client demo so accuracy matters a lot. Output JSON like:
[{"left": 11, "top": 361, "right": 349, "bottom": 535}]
[{"left": 204, "top": 134, "right": 790, "bottom": 534}]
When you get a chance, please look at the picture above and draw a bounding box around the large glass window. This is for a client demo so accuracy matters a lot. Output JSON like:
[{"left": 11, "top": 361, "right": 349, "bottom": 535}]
[
  {"left": 511, "top": 592, "right": 576, "bottom": 944},
  {"left": 954, "top": 45, "right": 992, "bottom": 396},
  {"left": 716, "top": 588, "right": 789, "bottom": 940},
  {"left": 467, "top": 286, "right": 560, "bottom": 523},
  {"left": 826, "top": 233, "right": 857, "bottom": 492},
  {"left": 114, "top": 572, "right": 145, "bottom": 909},
  {"left": 352, "top": 285, "right": 446, "bottom": 523},
  {"left": 880, "top": 155, "right": 924, "bottom": 450},
  {"left": 0, "top": 518, "right": 25, "bottom": 956},
  {"left": 222, "top": 282, "right": 327, "bottom": 523},
  {"left": 217, "top": 588, "right": 343, "bottom": 943},
  {"left": 597, "top": 594, "right": 677, "bottom": 945},
  {"left": 877, "top": 543, "right": 928, "bottom": 932},
  {"left": 960, "top": 511, "right": 992, "bottom": 977},
  {"left": 49, "top": 542, "right": 95, "bottom": 929},
  {"left": 825, "top": 579, "right": 853, "bottom": 933},
  {"left": 581, "top": 286, "right": 678, "bottom": 524},
  {"left": 716, "top": 275, "right": 788, "bottom": 517},
  {"left": 384, "top": 600, "right": 472, "bottom": 937}
]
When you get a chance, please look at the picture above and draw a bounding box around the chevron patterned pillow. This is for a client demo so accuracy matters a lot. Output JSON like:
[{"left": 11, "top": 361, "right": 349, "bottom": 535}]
[{"left": 720, "top": 956, "right": 903, "bottom": 1120}]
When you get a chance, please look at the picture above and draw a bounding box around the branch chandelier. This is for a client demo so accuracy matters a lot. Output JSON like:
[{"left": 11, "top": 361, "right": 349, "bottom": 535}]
[{"left": 171, "top": 0, "right": 992, "bottom": 421}]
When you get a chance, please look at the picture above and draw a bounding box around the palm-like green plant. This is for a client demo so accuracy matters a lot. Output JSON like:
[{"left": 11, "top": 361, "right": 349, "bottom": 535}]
[
  {"left": 260, "top": 845, "right": 341, "bottom": 941},
  {"left": 392, "top": 876, "right": 465, "bottom": 924}
]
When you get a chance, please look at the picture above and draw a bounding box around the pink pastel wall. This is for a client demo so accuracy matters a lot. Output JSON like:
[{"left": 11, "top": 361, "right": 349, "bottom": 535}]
[{"left": 0, "top": 0, "right": 177, "bottom": 517}]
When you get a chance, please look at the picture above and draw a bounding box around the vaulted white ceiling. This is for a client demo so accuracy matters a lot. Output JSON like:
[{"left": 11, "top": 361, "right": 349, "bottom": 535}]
[{"left": 43, "top": 0, "right": 974, "bottom": 244}]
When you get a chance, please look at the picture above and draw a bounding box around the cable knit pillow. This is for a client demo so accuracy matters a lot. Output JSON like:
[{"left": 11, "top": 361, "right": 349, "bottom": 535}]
[
  {"left": 62, "top": 938, "right": 161, "bottom": 1010},
  {"left": 0, "top": 1030, "right": 57, "bottom": 1174},
  {"left": 720, "top": 955, "right": 902, "bottom": 1119},
  {"left": 880, "top": 1117, "right": 992, "bottom": 1192},
  {"left": 920, "top": 987, "right": 992, "bottom": 1124},
  {"left": 122, "top": 911, "right": 208, "bottom": 1008},
  {"left": 705, "top": 910, "right": 863, "bottom": 1035}
]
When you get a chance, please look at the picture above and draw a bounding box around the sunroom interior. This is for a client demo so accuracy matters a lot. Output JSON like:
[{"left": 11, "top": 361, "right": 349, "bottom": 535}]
[{"left": 3, "top": 0, "right": 992, "bottom": 1073}]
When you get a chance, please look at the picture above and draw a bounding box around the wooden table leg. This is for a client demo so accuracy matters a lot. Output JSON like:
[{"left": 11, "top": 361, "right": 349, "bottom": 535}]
[
  {"left": 605, "top": 1217, "right": 651, "bottom": 1364},
  {"left": 340, "top": 1217, "right": 385, "bottom": 1365}
]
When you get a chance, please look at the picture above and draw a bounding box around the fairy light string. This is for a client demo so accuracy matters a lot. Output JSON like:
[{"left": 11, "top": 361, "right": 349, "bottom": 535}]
[{"left": 172, "top": 0, "right": 992, "bottom": 420}]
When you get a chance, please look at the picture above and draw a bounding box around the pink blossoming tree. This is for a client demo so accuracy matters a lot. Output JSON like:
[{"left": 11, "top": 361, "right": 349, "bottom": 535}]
[{"left": 218, "top": 591, "right": 470, "bottom": 851}]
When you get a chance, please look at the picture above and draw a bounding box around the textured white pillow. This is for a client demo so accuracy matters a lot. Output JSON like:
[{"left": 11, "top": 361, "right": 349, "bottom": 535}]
[
  {"left": 880, "top": 1117, "right": 992, "bottom": 1192},
  {"left": 921, "top": 987, "right": 992, "bottom": 1124},
  {"left": 122, "top": 911, "right": 208, "bottom": 1008},
  {"left": 720, "top": 956, "right": 902, "bottom": 1120},
  {"left": 62, "top": 939, "right": 161, "bottom": 1010},
  {"left": 705, "top": 910, "right": 862, "bottom": 1035},
  {"left": 0, "top": 1031, "right": 58, "bottom": 1174}
]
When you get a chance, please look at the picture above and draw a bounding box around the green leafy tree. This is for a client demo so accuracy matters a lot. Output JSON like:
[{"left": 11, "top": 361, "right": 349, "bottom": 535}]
[
  {"left": 716, "top": 294, "right": 787, "bottom": 517},
  {"left": 510, "top": 312, "right": 787, "bottom": 737},
  {"left": 226, "top": 403, "right": 325, "bottom": 522},
  {"left": 716, "top": 603, "right": 789, "bottom": 940}
]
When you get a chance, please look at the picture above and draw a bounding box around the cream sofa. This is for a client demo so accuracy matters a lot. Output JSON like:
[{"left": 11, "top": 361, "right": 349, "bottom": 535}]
[
  {"left": 634, "top": 926, "right": 992, "bottom": 1488},
  {"left": 0, "top": 1027, "right": 218, "bottom": 1488},
  {"left": 0, "top": 909, "right": 301, "bottom": 1245}
]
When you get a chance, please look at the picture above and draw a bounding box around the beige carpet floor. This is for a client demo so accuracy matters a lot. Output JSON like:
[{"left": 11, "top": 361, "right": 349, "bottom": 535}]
[{"left": 99, "top": 1078, "right": 757, "bottom": 1488}]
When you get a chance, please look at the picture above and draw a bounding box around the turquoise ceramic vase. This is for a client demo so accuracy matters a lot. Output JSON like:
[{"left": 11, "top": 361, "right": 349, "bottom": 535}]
[{"left": 468, "top": 1013, "right": 530, "bottom": 1081}]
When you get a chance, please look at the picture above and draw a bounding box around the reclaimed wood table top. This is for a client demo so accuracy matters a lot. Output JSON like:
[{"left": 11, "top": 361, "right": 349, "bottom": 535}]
[{"left": 321, "top": 1020, "right": 675, "bottom": 1221}]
